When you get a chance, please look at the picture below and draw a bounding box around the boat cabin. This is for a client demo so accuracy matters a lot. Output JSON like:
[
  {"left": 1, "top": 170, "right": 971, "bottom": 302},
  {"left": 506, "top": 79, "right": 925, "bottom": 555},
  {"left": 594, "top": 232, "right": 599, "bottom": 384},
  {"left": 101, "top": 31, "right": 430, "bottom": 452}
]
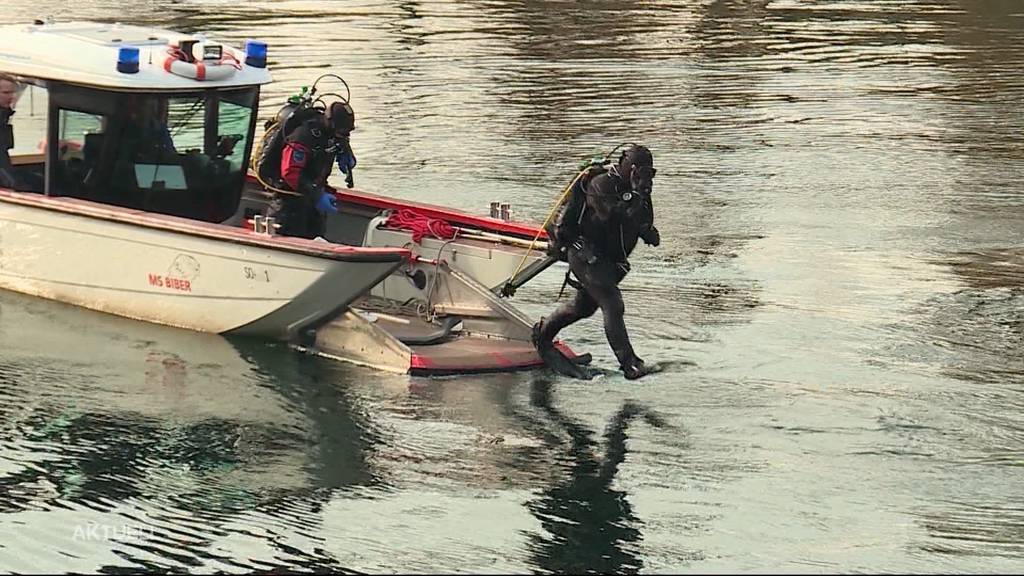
[{"left": 0, "top": 21, "right": 271, "bottom": 221}]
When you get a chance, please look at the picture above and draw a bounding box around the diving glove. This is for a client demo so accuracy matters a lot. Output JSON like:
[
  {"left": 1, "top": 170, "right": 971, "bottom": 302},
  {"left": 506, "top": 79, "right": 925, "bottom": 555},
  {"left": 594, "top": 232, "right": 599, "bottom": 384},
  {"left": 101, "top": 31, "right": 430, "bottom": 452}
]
[{"left": 315, "top": 191, "right": 338, "bottom": 215}]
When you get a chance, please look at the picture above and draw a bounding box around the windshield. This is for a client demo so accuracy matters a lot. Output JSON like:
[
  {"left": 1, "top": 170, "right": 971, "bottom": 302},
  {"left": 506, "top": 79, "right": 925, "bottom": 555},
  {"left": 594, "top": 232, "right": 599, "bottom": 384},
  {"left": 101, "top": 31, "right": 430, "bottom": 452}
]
[{"left": 51, "top": 87, "right": 257, "bottom": 222}]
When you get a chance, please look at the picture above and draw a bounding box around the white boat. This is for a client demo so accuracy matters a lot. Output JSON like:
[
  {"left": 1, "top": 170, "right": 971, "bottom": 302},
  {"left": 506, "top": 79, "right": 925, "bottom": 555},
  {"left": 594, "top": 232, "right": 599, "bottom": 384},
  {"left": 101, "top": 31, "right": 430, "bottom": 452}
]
[
  {"left": 0, "top": 21, "right": 410, "bottom": 340},
  {"left": 1, "top": 20, "right": 583, "bottom": 374}
]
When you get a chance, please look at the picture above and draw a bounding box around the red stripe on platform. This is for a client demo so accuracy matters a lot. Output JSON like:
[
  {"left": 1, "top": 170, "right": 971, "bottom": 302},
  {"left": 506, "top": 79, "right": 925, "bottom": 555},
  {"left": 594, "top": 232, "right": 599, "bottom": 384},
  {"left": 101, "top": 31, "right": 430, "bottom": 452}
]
[
  {"left": 553, "top": 341, "right": 578, "bottom": 359},
  {"left": 410, "top": 353, "right": 434, "bottom": 370}
]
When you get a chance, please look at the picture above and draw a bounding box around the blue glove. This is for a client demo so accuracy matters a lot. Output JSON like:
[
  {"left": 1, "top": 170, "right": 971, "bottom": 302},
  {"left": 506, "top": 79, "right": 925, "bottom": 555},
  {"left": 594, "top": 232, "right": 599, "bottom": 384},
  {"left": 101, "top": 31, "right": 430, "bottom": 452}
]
[
  {"left": 336, "top": 150, "right": 357, "bottom": 174},
  {"left": 315, "top": 191, "right": 338, "bottom": 215}
]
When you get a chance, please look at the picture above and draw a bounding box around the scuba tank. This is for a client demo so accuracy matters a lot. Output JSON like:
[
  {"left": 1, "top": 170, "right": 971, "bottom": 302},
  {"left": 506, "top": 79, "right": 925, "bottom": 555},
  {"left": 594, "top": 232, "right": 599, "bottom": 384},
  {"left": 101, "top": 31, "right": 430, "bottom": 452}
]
[
  {"left": 546, "top": 157, "right": 608, "bottom": 258},
  {"left": 256, "top": 103, "right": 296, "bottom": 185},
  {"left": 255, "top": 87, "right": 322, "bottom": 185}
]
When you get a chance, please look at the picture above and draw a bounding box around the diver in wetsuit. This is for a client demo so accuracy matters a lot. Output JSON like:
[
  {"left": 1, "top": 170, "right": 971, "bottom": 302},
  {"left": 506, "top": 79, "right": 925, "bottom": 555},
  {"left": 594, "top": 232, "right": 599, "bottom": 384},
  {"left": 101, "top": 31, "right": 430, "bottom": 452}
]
[
  {"left": 270, "top": 101, "right": 357, "bottom": 239},
  {"left": 533, "top": 144, "right": 661, "bottom": 380}
]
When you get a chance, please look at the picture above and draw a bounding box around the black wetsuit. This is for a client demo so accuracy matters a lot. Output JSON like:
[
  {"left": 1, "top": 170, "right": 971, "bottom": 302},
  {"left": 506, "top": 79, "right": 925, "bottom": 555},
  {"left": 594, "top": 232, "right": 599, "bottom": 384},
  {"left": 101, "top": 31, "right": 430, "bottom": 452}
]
[{"left": 539, "top": 164, "right": 660, "bottom": 377}]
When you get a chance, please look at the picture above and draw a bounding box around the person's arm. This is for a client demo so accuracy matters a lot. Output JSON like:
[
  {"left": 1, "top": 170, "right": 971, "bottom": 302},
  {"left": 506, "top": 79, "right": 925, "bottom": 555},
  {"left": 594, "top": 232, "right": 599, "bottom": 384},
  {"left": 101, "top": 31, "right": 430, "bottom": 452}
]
[
  {"left": 0, "top": 109, "right": 14, "bottom": 156},
  {"left": 1, "top": 110, "right": 17, "bottom": 188},
  {"left": 281, "top": 141, "right": 316, "bottom": 197},
  {"left": 638, "top": 194, "right": 659, "bottom": 246},
  {"left": 159, "top": 126, "right": 176, "bottom": 154},
  {"left": 335, "top": 136, "right": 356, "bottom": 188}
]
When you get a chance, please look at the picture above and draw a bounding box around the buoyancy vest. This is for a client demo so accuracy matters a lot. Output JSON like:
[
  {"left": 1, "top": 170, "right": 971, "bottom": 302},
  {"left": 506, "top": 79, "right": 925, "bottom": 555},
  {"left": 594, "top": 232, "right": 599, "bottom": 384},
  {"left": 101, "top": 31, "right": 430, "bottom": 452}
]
[{"left": 256, "top": 103, "right": 322, "bottom": 185}]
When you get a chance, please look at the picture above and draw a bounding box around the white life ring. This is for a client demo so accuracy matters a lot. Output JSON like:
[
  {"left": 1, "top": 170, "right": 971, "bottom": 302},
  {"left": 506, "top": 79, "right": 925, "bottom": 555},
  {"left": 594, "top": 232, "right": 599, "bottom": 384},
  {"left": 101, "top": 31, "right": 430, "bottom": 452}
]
[{"left": 163, "top": 53, "right": 240, "bottom": 81}]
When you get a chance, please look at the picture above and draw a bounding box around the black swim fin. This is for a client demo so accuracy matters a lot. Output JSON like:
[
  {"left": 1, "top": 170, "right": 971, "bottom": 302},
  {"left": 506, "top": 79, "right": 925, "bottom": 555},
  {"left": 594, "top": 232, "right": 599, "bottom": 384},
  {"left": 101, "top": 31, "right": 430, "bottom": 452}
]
[
  {"left": 531, "top": 320, "right": 594, "bottom": 380},
  {"left": 571, "top": 352, "right": 593, "bottom": 366},
  {"left": 540, "top": 346, "right": 594, "bottom": 380}
]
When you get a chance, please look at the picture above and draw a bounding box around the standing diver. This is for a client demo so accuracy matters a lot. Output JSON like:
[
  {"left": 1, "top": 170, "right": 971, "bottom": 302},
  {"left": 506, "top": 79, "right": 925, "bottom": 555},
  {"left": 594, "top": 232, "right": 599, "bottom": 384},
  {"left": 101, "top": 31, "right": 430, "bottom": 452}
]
[
  {"left": 533, "top": 144, "right": 661, "bottom": 381},
  {"left": 260, "top": 97, "right": 357, "bottom": 240},
  {"left": 277, "top": 101, "right": 356, "bottom": 239}
]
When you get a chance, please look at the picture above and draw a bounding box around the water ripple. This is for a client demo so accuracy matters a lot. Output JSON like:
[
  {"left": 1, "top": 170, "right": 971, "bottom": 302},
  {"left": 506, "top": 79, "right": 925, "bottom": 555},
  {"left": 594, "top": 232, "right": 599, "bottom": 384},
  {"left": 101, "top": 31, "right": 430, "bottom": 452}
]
[{"left": 4, "top": 0, "right": 1024, "bottom": 572}]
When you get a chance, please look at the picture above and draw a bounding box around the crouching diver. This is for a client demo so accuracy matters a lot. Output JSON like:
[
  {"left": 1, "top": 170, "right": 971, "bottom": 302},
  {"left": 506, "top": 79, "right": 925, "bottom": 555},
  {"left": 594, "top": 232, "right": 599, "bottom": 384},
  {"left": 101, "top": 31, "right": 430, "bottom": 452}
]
[
  {"left": 255, "top": 75, "right": 358, "bottom": 239},
  {"left": 532, "top": 144, "right": 661, "bottom": 381}
]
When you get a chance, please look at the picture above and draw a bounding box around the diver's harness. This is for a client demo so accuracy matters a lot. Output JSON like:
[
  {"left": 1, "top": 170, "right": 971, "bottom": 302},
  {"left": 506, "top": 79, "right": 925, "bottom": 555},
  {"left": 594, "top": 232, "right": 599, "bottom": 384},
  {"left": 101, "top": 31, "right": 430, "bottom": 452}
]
[
  {"left": 500, "top": 142, "right": 644, "bottom": 300},
  {"left": 558, "top": 146, "right": 647, "bottom": 298}
]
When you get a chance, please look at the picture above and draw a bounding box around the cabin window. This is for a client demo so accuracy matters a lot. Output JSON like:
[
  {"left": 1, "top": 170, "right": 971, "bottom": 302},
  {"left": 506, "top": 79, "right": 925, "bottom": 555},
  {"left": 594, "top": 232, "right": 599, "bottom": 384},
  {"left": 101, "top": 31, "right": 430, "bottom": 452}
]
[
  {"left": 45, "top": 85, "right": 258, "bottom": 222},
  {"left": 58, "top": 109, "right": 104, "bottom": 151},
  {"left": 55, "top": 109, "right": 107, "bottom": 197},
  {"left": 2, "top": 81, "right": 47, "bottom": 192},
  {"left": 10, "top": 84, "right": 47, "bottom": 154},
  {"left": 162, "top": 94, "right": 204, "bottom": 156},
  {"left": 217, "top": 93, "right": 255, "bottom": 173},
  {"left": 57, "top": 108, "right": 103, "bottom": 162}
]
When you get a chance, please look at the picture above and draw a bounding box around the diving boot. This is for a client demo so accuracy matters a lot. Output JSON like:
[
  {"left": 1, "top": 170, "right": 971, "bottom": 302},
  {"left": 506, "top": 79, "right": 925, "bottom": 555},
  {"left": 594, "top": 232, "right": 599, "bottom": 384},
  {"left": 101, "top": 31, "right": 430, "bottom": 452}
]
[{"left": 622, "top": 359, "right": 658, "bottom": 380}]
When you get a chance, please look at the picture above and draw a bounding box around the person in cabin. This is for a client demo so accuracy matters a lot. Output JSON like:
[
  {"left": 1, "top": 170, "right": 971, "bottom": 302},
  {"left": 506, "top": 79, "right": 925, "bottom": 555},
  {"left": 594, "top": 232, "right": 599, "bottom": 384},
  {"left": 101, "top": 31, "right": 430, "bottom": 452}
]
[
  {"left": 102, "top": 96, "right": 179, "bottom": 206},
  {"left": 533, "top": 144, "right": 661, "bottom": 381},
  {"left": 125, "top": 97, "right": 177, "bottom": 162},
  {"left": 270, "top": 101, "right": 356, "bottom": 239},
  {"left": 0, "top": 75, "right": 25, "bottom": 189}
]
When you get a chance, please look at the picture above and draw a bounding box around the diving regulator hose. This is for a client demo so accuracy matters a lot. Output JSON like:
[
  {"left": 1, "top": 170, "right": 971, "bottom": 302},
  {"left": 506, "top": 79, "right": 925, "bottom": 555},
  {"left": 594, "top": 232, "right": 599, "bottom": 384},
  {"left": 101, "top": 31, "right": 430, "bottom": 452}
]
[{"left": 500, "top": 166, "right": 591, "bottom": 297}]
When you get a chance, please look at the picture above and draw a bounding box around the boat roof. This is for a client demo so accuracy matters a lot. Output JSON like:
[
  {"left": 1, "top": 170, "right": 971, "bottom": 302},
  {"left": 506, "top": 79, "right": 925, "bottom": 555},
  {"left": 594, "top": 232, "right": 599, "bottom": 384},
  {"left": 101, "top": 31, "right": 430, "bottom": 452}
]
[{"left": 0, "top": 21, "right": 272, "bottom": 91}]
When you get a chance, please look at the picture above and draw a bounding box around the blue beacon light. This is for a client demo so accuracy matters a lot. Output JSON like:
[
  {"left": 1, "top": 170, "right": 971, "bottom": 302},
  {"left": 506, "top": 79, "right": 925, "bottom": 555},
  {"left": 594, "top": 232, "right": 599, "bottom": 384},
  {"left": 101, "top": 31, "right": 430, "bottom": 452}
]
[
  {"left": 245, "top": 40, "right": 268, "bottom": 68},
  {"left": 116, "top": 46, "right": 140, "bottom": 74}
]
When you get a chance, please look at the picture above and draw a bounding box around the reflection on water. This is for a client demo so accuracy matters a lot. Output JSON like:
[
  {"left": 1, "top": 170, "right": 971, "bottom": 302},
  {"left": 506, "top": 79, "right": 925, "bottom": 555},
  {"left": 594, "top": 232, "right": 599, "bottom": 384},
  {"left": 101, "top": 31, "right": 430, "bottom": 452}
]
[
  {"left": 521, "top": 378, "right": 667, "bottom": 575},
  {"left": 0, "top": 291, "right": 377, "bottom": 572},
  {"left": 4, "top": 0, "right": 1024, "bottom": 572}
]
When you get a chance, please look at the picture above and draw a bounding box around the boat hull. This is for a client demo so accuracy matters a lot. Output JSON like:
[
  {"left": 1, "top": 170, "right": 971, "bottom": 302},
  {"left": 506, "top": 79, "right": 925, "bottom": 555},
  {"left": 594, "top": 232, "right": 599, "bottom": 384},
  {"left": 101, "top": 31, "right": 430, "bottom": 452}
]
[{"left": 0, "top": 192, "right": 409, "bottom": 340}]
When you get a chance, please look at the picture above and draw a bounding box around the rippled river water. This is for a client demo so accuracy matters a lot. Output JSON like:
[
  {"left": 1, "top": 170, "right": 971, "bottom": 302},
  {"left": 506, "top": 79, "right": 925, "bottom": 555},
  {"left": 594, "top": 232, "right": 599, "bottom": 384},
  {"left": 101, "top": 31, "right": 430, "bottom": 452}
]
[{"left": 3, "top": 1, "right": 1023, "bottom": 573}]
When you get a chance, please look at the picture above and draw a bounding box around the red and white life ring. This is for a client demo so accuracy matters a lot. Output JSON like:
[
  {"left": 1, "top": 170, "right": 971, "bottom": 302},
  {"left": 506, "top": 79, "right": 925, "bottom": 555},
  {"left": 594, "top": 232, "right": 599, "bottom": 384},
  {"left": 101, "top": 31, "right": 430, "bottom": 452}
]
[{"left": 163, "top": 48, "right": 241, "bottom": 81}]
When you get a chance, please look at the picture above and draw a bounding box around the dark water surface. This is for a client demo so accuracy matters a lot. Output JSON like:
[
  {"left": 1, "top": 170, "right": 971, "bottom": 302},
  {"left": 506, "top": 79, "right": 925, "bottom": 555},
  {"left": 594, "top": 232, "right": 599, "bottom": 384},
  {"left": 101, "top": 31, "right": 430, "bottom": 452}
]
[{"left": 3, "top": 1, "right": 1024, "bottom": 573}]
